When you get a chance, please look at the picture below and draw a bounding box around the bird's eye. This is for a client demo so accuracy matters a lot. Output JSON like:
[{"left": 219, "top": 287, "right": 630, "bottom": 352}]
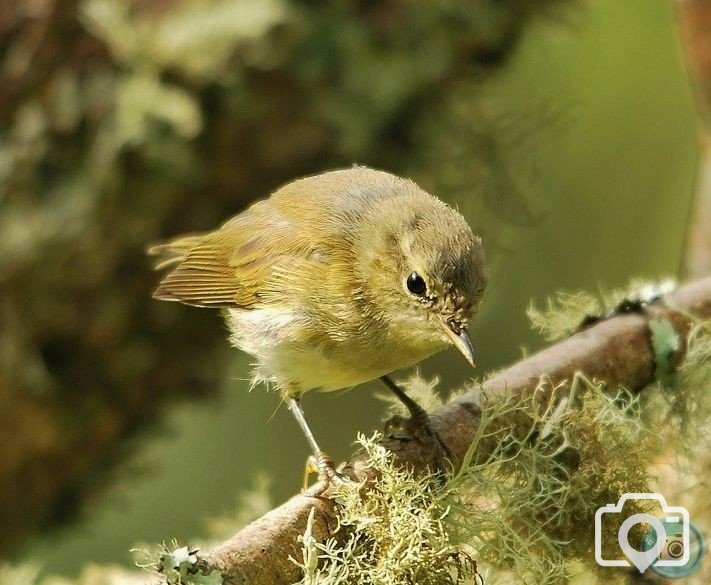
[{"left": 406, "top": 272, "right": 427, "bottom": 296}]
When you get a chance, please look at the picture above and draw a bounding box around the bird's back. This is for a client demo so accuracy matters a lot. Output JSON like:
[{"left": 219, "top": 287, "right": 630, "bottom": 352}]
[{"left": 150, "top": 167, "right": 418, "bottom": 310}]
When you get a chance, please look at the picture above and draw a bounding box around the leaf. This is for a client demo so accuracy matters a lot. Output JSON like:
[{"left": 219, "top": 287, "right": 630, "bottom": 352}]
[{"left": 649, "top": 317, "right": 681, "bottom": 385}]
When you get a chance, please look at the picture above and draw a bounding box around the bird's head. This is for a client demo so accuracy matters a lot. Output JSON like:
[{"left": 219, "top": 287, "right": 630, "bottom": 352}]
[{"left": 353, "top": 177, "right": 488, "bottom": 367}]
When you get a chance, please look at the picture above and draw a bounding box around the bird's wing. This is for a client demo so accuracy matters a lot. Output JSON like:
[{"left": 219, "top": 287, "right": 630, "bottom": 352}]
[{"left": 149, "top": 200, "right": 322, "bottom": 309}]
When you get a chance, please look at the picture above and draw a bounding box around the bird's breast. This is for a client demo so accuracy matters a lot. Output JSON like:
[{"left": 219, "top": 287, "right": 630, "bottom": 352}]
[{"left": 225, "top": 307, "right": 446, "bottom": 394}]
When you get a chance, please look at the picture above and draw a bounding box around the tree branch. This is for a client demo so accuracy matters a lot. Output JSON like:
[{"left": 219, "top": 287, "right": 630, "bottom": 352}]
[{"left": 177, "top": 276, "right": 711, "bottom": 585}]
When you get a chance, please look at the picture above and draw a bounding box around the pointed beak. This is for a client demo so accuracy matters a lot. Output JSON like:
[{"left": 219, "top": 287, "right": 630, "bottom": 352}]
[{"left": 442, "top": 320, "right": 477, "bottom": 368}]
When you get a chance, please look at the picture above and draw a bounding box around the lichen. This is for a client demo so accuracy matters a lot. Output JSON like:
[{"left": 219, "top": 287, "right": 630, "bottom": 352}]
[
  {"left": 377, "top": 371, "right": 448, "bottom": 419},
  {"left": 527, "top": 278, "right": 677, "bottom": 341},
  {"left": 156, "top": 544, "right": 223, "bottom": 585},
  {"left": 295, "top": 370, "right": 667, "bottom": 584},
  {"left": 292, "top": 433, "right": 481, "bottom": 585},
  {"left": 452, "top": 374, "right": 657, "bottom": 584},
  {"left": 527, "top": 291, "right": 602, "bottom": 341},
  {"left": 11, "top": 282, "right": 709, "bottom": 585},
  {"left": 206, "top": 287, "right": 709, "bottom": 585}
]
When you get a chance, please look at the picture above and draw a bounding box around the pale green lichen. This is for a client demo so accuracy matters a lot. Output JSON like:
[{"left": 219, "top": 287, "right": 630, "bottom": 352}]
[
  {"left": 293, "top": 338, "right": 703, "bottom": 585},
  {"left": 648, "top": 316, "right": 681, "bottom": 385},
  {"left": 527, "top": 291, "right": 602, "bottom": 341},
  {"left": 131, "top": 540, "right": 223, "bottom": 585},
  {"left": 293, "top": 370, "right": 661, "bottom": 585},
  {"left": 527, "top": 278, "right": 677, "bottom": 341},
  {"left": 453, "top": 374, "right": 657, "bottom": 584},
  {"left": 292, "top": 433, "right": 481, "bottom": 585},
  {"left": 643, "top": 318, "right": 711, "bottom": 487},
  {"left": 636, "top": 319, "right": 711, "bottom": 585},
  {"left": 11, "top": 284, "right": 708, "bottom": 585},
  {"left": 655, "top": 318, "right": 711, "bottom": 437},
  {"left": 156, "top": 544, "right": 223, "bottom": 585},
  {"left": 376, "top": 371, "right": 448, "bottom": 418}
]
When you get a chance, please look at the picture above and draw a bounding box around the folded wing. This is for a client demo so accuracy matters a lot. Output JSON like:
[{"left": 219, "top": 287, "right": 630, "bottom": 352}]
[{"left": 149, "top": 200, "right": 318, "bottom": 309}]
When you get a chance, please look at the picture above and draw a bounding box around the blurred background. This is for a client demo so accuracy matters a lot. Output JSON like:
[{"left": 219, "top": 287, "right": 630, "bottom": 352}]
[{"left": 0, "top": 0, "right": 707, "bottom": 579}]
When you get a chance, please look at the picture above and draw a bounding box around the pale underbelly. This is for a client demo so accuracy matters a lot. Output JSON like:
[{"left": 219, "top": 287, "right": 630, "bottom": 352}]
[
  {"left": 227, "top": 307, "right": 445, "bottom": 394},
  {"left": 268, "top": 344, "right": 393, "bottom": 392}
]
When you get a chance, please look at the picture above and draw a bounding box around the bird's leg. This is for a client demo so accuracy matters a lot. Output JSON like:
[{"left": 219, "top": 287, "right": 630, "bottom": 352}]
[
  {"left": 380, "top": 375, "right": 429, "bottom": 421},
  {"left": 379, "top": 375, "right": 452, "bottom": 470},
  {"left": 286, "top": 397, "right": 344, "bottom": 493}
]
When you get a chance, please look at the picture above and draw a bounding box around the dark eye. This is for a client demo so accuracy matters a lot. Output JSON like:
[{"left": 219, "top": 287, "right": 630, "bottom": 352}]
[{"left": 406, "top": 272, "right": 427, "bottom": 296}]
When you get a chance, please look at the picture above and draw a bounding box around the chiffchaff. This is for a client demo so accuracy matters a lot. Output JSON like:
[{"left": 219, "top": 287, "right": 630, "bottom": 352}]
[{"left": 150, "top": 167, "right": 487, "bottom": 483}]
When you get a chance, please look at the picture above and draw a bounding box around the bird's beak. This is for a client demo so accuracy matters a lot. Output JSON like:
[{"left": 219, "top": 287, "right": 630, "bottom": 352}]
[{"left": 442, "top": 320, "right": 477, "bottom": 368}]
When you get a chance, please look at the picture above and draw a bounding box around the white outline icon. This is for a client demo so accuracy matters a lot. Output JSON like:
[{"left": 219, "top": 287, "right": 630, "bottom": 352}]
[{"left": 595, "top": 493, "right": 690, "bottom": 573}]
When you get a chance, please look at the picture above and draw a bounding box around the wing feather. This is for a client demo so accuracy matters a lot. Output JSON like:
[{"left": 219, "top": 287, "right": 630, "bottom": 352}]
[
  {"left": 150, "top": 235, "right": 244, "bottom": 307},
  {"left": 148, "top": 170, "right": 383, "bottom": 309},
  {"left": 149, "top": 201, "right": 321, "bottom": 308}
]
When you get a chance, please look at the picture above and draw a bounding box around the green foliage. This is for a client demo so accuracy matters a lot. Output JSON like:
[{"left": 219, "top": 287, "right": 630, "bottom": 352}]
[
  {"left": 5, "top": 1, "right": 697, "bottom": 580},
  {"left": 83, "top": 0, "right": 287, "bottom": 79},
  {"left": 648, "top": 317, "right": 681, "bottom": 384}
]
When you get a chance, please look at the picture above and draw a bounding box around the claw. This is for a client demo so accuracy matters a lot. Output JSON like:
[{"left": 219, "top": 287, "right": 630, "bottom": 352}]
[
  {"left": 384, "top": 414, "right": 407, "bottom": 436},
  {"left": 302, "top": 451, "right": 350, "bottom": 496},
  {"left": 385, "top": 411, "right": 452, "bottom": 475},
  {"left": 379, "top": 376, "right": 451, "bottom": 474}
]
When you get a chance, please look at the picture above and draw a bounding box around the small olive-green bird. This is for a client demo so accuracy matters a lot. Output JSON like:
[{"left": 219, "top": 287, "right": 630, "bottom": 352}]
[{"left": 150, "top": 167, "right": 487, "bottom": 482}]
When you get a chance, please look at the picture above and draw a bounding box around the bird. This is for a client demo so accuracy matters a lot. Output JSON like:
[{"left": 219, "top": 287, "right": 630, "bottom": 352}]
[{"left": 149, "top": 166, "right": 487, "bottom": 486}]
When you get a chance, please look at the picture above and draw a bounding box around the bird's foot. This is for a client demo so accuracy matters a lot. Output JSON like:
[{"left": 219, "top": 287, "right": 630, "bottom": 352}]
[
  {"left": 379, "top": 375, "right": 451, "bottom": 473},
  {"left": 384, "top": 411, "right": 451, "bottom": 476},
  {"left": 302, "top": 451, "right": 350, "bottom": 497}
]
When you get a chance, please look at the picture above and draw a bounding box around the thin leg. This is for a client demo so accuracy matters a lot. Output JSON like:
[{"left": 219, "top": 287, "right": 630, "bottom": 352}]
[
  {"left": 379, "top": 375, "right": 429, "bottom": 421},
  {"left": 379, "top": 375, "right": 452, "bottom": 466},
  {"left": 287, "top": 397, "right": 342, "bottom": 490},
  {"left": 288, "top": 397, "right": 323, "bottom": 457}
]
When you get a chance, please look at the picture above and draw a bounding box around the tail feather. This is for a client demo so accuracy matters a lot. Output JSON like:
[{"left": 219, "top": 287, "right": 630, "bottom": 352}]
[
  {"left": 147, "top": 234, "right": 206, "bottom": 271},
  {"left": 147, "top": 232, "right": 244, "bottom": 307}
]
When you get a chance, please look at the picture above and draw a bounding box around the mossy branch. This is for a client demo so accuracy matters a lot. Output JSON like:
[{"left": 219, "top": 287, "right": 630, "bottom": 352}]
[{"left": 160, "top": 276, "right": 711, "bottom": 585}]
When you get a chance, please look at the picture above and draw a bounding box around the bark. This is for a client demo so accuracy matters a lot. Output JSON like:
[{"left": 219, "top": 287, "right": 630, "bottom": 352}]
[{"left": 182, "top": 276, "right": 711, "bottom": 585}]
